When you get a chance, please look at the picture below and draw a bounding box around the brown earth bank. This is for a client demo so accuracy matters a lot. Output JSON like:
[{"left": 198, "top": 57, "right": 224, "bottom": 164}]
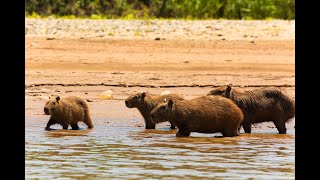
[{"left": 25, "top": 19, "right": 294, "bottom": 131}]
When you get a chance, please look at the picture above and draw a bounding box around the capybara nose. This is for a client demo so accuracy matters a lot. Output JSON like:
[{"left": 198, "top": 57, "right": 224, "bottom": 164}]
[
  {"left": 44, "top": 107, "right": 49, "bottom": 115},
  {"left": 125, "top": 100, "right": 130, "bottom": 107}
]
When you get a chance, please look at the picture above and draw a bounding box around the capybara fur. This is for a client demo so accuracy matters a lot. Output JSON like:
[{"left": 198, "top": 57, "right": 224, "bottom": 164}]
[
  {"left": 150, "top": 96, "right": 244, "bottom": 137},
  {"left": 44, "top": 96, "right": 93, "bottom": 130},
  {"left": 207, "top": 85, "right": 295, "bottom": 134},
  {"left": 125, "top": 92, "right": 184, "bottom": 129}
]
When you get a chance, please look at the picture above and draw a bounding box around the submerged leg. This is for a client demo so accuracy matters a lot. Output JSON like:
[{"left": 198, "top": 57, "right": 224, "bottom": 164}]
[
  {"left": 45, "top": 119, "right": 55, "bottom": 131},
  {"left": 176, "top": 124, "right": 190, "bottom": 137},
  {"left": 71, "top": 123, "right": 80, "bottom": 130},
  {"left": 83, "top": 117, "right": 94, "bottom": 129},
  {"left": 145, "top": 119, "right": 156, "bottom": 129},
  {"left": 273, "top": 120, "right": 287, "bottom": 134},
  {"left": 169, "top": 121, "right": 176, "bottom": 129},
  {"left": 62, "top": 123, "right": 69, "bottom": 130},
  {"left": 222, "top": 128, "right": 240, "bottom": 137},
  {"left": 242, "top": 122, "right": 252, "bottom": 133}
]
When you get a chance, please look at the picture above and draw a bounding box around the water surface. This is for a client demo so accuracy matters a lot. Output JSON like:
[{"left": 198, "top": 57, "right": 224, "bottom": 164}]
[{"left": 26, "top": 117, "right": 295, "bottom": 179}]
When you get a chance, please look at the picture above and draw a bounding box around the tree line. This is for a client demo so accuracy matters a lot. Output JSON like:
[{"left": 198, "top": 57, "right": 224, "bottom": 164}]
[{"left": 25, "top": 0, "right": 295, "bottom": 20}]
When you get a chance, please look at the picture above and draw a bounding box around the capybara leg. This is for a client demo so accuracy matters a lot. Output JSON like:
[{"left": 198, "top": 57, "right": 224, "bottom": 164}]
[
  {"left": 243, "top": 122, "right": 252, "bottom": 133},
  {"left": 170, "top": 121, "right": 176, "bottom": 129},
  {"left": 145, "top": 120, "right": 156, "bottom": 129},
  {"left": 71, "top": 123, "right": 80, "bottom": 130},
  {"left": 84, "top": 117, "right": 94, "bottom": 128},
  {"left": 176, "top": 130, "right": 190, "bottom": 137},
  {"left": 273, "top": 121, "right": 287, "bottom": 134},
  {"left": 222, "top": 130, "right": 239, "bottom": 137},
  {"left": 45, "top": 119, "right": 55, "bottom": 131},
  {"left": 62, "top": 124, "right": 69, "bottom": 130},
  {"left": 176, "top": 125, "right": 190, "bottom": 137}
]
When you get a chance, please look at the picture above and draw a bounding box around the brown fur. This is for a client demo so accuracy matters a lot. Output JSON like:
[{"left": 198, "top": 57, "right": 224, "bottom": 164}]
[
  {"left": 150, "top": 96, "right": 244, "bottom": 137},
  {"left": 207, "top": 85, "right": 295, "bottom": 134},
  {"left": 125, "top": 92, "right": 184, "bottom": 129},
  {"left": 44, "top": 96, "right": 93, "bottom": 130}
]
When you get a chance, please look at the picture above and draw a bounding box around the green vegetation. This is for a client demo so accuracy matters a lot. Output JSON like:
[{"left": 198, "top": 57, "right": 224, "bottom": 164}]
[{"left": 25, "top": 0, "right": 295, "bottom": 20}]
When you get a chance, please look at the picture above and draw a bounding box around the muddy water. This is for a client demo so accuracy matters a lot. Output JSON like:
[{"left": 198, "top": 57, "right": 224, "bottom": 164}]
[{"left": 26, "top": 117, "right": 295, "bottom": 179}]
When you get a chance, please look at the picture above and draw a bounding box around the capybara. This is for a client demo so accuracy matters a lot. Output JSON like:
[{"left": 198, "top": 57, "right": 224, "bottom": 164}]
[
  {"left": 150, "top": 96, "right": 244, "bottom": 137},
  {"left": 207, "top": 85, "right": 295, "bottom": 134},
  {"left": 44, "top": 96, "right": 93, "bottom": 130},
  {"left": 125, "top": 92, "right": 184, "bottom": 129}
]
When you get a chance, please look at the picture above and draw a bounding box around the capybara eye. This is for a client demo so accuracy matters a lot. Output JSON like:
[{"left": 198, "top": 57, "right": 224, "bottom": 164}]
[{"left": 52, "top": 102, "right": 56, "bottom": 105}]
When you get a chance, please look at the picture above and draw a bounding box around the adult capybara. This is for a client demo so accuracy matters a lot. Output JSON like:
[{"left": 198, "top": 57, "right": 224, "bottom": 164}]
[
  {"left": 125, "top": 92, "right": 184, "bottom": 129},
  {"left": 207, "top": 85, "right": 295, "bottom": 134},
  {"left": 44, "top": 96, "right": 93, "bottom": 130},
  {"left": 150, "top": 96, "right": 244, "bottom": 137}
]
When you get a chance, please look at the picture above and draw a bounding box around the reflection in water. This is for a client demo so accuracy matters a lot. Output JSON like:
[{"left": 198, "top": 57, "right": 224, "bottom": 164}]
[{"left": 26, "top": 118, "right": 295, "bottom": 179}]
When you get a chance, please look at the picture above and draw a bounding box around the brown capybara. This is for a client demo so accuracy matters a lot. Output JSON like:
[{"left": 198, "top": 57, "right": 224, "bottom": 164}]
[
  {"left": 44, "top": 96, "right": 93, "bottom": 130},
  {"left": 150, "top": 96, "right": 244, "bottom": 137},
  {"left": 125, "top": 92, "right": 184, "bottom": 129},
  {"left": 207, "top": 85, "right": 295, "bottom": 134}
]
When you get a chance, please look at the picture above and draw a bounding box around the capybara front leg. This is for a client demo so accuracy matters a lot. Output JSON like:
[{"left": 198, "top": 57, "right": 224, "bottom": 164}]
[
  {"left": 45, "top": 119, "right": 55, "bottom": 131},
  {"left": 222, "top": 129, "right": 239, "bottom": 137},
  {"left": 273, "top": 120, "right": 287, "bottom": 134},
  {"left": 242, "top": 122, "right": 252, "bottom": 133},
  {"left": 62, "top": 124, "right": 69, "bottom": 130},
  {"left": 170, "top": 121, "right": 176, "bottom": 129},
  {"left": 145, "top": 119, "right": 156, "bottom": 129},
  {"left": 84, "top": 117, "right": 94, "bottom": 129},
  {"left": 71, "top": 123, "right": 80, "bottom": 130},
  {"left": 176, "top": 125, "right": 190, "bottom": 137}
]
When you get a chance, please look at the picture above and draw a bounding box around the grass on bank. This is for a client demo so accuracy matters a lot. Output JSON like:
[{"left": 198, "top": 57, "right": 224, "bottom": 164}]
[{"left": 26, "top": 12, "right": 281, "bottom": 21}]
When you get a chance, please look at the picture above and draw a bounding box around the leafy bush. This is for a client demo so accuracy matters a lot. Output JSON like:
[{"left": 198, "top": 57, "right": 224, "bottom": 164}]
[{"left": 25, "top": 0, "right": 295, "bottom": 20}]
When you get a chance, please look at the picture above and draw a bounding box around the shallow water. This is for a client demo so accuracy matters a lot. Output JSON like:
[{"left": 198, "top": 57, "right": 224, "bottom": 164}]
[{"left": 26, "top": 117, "right": 295, "bottom": 179}]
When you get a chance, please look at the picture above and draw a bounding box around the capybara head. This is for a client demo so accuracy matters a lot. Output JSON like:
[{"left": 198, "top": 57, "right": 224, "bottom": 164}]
[
  {"left": 44, "top": 96, "right": 61, "bottom": 115},
  {"left": 207, "top": 85, "right": 232, "bottom": 98},
  {"left": 150, "top": 99, "right": 174, "bottom": 123},
  {"left": 125, "top": 92, "right": 146, "bottom": 108}
]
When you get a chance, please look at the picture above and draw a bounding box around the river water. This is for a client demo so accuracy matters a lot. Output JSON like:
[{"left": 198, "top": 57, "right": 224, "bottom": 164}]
[{"left": 25, "top": 117, "right": 295, "bottom": 179}]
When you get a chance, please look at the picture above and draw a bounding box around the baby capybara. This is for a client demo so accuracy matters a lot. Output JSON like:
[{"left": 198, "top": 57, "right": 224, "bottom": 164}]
[
  {"left": 150, "top": 96, "right": 244, "bottom": 137},
  {"left": 125, "top": 92, "right": 184, "bottom": 129},
  {"left": 207, "top": 85, "right": 295, "bottom": 134},
  {"left": 44, "top": 96, "right": 93, "bottom": 130}
]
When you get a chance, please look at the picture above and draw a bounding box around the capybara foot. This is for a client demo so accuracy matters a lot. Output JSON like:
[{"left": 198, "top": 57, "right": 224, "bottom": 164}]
[
  {"left": 71, "top": 124, "right": 80, "bottom": 130},
  {"left": 274, "top": 121, "right": 287, "bottom": 134},
  {"left": 145, "top": 123, "right": 156, "bottom": 129},
  {"left": 278, "top": 128, "right": 287, "bottom": 134},
  {"left": 176, "top": 131, "right": 190, "bottom": 137},
  {"left": 45, "top": 127, "right": 51, "bottom": 131},
  {"left": 222, "top": 131, "right": 239, "bottom": 137}
]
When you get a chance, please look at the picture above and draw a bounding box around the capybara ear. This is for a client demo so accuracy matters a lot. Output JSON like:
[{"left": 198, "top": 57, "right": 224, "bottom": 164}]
[
  {"left": 138, "top": 92, "right": 146, "bottom": 102},
  {"left": 56, "top": 96, "right": 60, "bottom": 102},
  {"left": 226, "top": 85, "right": 232, "bottom": 92},
  {"left": 168, "top": 99, "right": 174, "bottom": 110}
]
